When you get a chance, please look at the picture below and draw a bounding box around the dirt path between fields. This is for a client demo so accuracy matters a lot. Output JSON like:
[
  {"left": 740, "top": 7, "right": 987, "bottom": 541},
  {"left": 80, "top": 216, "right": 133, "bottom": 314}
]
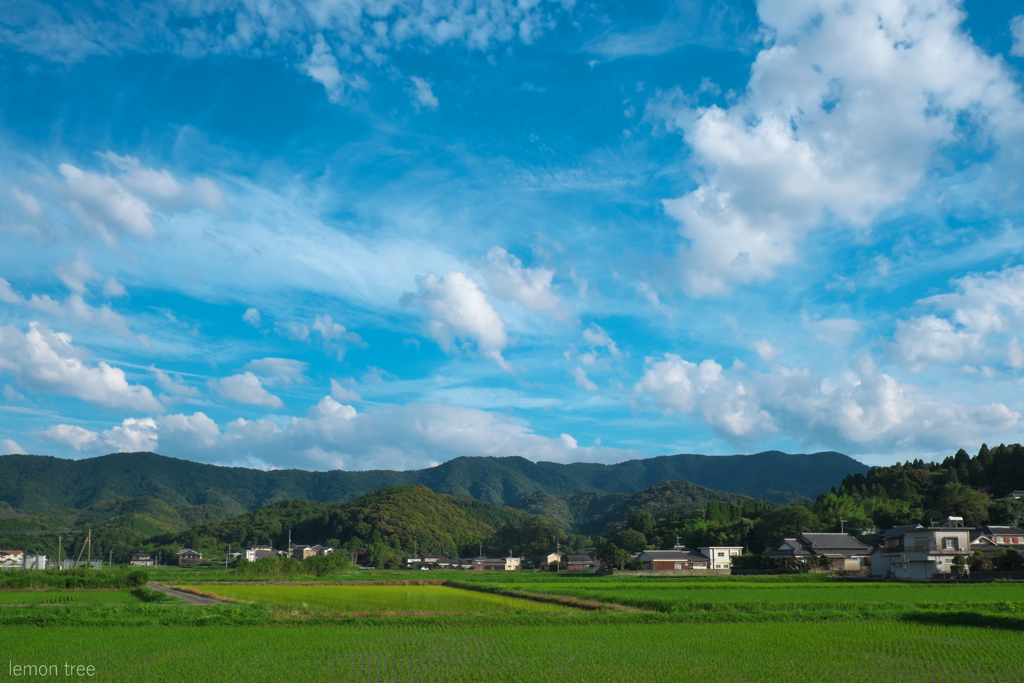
[{"left": 147, "top": 583, "right": 226, "bottom": 605}]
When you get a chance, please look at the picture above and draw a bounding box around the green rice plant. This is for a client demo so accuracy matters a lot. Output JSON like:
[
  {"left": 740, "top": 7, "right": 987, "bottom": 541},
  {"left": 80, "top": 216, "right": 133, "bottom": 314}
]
[
  {"left": 0, "top": 620, "right": 1020, "bottom": 681},
  {"left": 0, "top": 590, "right": 140, "bottom": 605},
  {"left": 181, "top": 584, "right": 577, "bottom": 615}
]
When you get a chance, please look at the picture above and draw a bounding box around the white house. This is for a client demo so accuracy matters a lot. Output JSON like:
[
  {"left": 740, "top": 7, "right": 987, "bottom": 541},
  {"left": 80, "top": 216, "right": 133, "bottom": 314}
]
[
  {"left": 0, "top": 550, "right": 25, "bottom": 569},
  {"left": 871, "top": 524, "right": 973, "bottom": 580},
  {"left": 699, "top": 546, "right": 744, "bottom": 570}
]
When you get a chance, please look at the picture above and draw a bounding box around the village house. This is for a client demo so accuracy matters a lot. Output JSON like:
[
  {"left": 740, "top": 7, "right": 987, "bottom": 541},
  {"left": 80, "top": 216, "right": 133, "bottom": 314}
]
[
  {"left": 765, "top": 533, "right": 871, "bottom": 571},
  {"left": 636, "top": 547, "right": 710, "bottom": 571},
  {"left": 540, "top": 552, "right": 561, "bottom": 570},
  {"left": 564, "top": 554, "right": 601, "bottom": 572},
  {"left": 129, "top": 552, "right": 155, "bottom": 567},
  {"left": 471, "top": 555, "right": 525, "bottom": 571},
  {"left": 292, "top": 544, "right": 336, "bottom": 560},
  {"left": 244, "top": 545, "right": 277, "bottom": 562},
  {"left": 975, "top": 525, "right": 1024, "bottom": 545},
  {"left": 870, "top": 522, "right": 973, "bottom": 580},
  {"left": 0, "top": 550, "right": 24, "bottom": 569},
  {"left": 176, "top": 548, "right": 203, "bottom": 566},
  {"left": 698, "top": 546, "right": 744, "bottom": 570}
]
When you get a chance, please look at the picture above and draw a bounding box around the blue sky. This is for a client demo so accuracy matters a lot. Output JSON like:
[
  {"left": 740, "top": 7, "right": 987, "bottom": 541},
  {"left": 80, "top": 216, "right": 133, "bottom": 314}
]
[{"left": 2, "top": 0, "right": 1024, "bottom": 471}]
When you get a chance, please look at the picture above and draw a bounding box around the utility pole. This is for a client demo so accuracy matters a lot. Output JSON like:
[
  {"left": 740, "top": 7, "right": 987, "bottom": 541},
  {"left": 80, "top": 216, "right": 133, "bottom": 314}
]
[
  {"left": 109, "top": 550, "right": 113, "bottom": 568},
  {"left": 57, "top": 535, "right": 62, "bottom": 571},
  {"left": 839, "top": 517, "right": 847, "bottom": 534},
  {"left": 86, "top": 530, "right": 92, "bottom": 568}
]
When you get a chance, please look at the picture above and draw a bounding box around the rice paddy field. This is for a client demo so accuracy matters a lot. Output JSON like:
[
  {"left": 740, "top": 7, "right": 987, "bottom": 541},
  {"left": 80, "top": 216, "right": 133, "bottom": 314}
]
[
  {"left": 2, "top": 575, "right": 1022, "bottom": 681},
  {"left": 2, "top": 619, "right": 1022, "bottom": 681},
  {"left": 0, "top": 590, "right": 139, "bottom": 605},
  {"left": 181, "top": 583, "right": 576, "bottom": 615},
  {"left": 490, "top": 580, "right": 1024, "bottom": 613}
]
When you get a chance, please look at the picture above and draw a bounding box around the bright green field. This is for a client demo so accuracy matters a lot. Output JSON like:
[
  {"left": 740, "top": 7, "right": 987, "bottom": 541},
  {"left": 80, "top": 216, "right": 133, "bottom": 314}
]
[
  {"left": 496, "top": 581, "right": 1024, "bottom": 612},
  {"left": 0, "top": 590, "right": 138, "bottom": 605},
  {"left": 182, "top": 584, "right": 576, "bottom": 614},
  {"left": 2, "top": 620, "right": 1021, "bottom": 682}
]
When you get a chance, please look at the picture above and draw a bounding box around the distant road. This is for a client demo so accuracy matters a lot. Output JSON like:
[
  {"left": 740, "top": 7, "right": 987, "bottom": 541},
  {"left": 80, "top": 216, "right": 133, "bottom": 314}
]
[{"left": 147, "top": 583, "right": 225, "bottom": 605}]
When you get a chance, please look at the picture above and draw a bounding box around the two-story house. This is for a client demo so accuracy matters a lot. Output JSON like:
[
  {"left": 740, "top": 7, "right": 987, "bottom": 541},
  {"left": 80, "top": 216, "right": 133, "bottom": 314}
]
[
  {"left": 699, "top": 546, "right": 744, "bottom": 570},
  {"left": 0, "top": 550, "right": 25, "bottom": 569},
  {"left": 870, "top": 523, "right": 972, "bottom": 580}
]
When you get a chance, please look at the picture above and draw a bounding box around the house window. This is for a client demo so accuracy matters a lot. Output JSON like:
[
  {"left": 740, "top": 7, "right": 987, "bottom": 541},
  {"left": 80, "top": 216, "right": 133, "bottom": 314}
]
[
  {"left": 717, "top": 552, "right": 725, "bottom": 557},
  {"left": 674, "top": 562, "right": 682, "bottom": 570},
  {"left": 941, "top": 537, "right": 959, "bottom": 550}
]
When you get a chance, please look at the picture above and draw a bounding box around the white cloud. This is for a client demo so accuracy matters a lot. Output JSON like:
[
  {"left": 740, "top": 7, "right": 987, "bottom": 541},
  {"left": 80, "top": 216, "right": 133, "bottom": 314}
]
[
  {"left": 59, "top": 163, "right": 155, "bottom": 241},
  {"left": 330, "top": 378, "right": 361, "bottom": 402},
  {"left": 1011, "top": 15, "right": 1024, "bottom": 57},
  {"left": 752, "top": 338, "right": 783, "bottom": 362},
  {"left": 275, "top": 321, "right": 311, "bottom": 341},
  {"left": 3, "top": 386, "right": 26, "bottom": 402},
  {"left": 571, "top": 366, "right": 598, "bottom": 392},
  {"left": 102, "top": 417, "right": 159, "bottom": 452},
  {"left": 483, "top": 247, "right": 566, "bottom": 318},
  {"left": 0, "top": 269, "right": 134, "bottom": 337},
  {"left": 42, "top": 424, "right": 99, "bottom": 451},
  {"left": 801, "top": 314, "right": 863, "bottom": 347},
  {"left": 410, "top": 76, "right": 439, "bottom": 109},
  {"left": 243, "top": 357, "right": 307, "bottom": 385},
  {"left": 633, "top": 351, "right": 1021, "bottom": 451},
  {"left": 892, "top": 266, "right": 1024, "bottom": 370},
  {"left": 406, "top": 270, "right": 511, "bottom": 370},
  {"left": 242, "top": 307, "right": 262, "bottom": 327},
  {"left": 302, "top": 34, "right": 368, "bottom": 104},
  {"left": 10, "top": 187, "right": 42, "bottom": 218},
  {"left": 634, "top": 354, "right": 774, "bottom": 439},
  {"left": 213, "top": 372, "right": 284, "bottom": 409},
  {"left": 893, "top": 315, "right": 982, "bottom": 371},
  {"left": 1, "top": 438, "right": 25, "bottom": 454},
  {"left": 152, "top": 366, "right": 201, "bottom": 397},
  {"left": 656, "top": 0, "right": 1024, "bottom": 295},
  {"left": 581, "top": 324, "right": 620, "bottom": 358},
  {"left": 42, "top": 398, "right": 643, "bottom": 471},
  {"left": 0, "top": 322, "right": 161, "bottom": 412}
]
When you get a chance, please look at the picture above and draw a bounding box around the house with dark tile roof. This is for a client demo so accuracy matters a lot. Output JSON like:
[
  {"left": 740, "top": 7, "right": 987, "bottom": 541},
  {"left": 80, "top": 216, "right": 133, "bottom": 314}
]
[{"left": 766, "top": 532, "right": 870, "bottom": 571}]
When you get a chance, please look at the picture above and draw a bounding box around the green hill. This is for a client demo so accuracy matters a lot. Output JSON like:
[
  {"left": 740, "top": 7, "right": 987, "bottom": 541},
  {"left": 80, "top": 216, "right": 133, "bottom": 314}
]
[{"left": 0, "top": 449, "right": 865, "bottom": 518}]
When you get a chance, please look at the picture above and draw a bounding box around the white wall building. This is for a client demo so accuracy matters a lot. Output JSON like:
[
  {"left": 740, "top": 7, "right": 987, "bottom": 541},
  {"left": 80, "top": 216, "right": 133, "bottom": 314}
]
[
  {"left": 698, "top": 546, "right": 744, "bottom": 570},
  {"left": 871, "top": 524, "right": 972, "bottom": 581}
]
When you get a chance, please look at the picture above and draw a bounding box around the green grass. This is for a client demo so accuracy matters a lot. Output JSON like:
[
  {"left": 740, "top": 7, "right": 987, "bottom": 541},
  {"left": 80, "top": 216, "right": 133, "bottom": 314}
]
[
  {"left": 180, "top": 584, "right": 577, "bottom": 615},
  {"left": 0, "top": 590, "right": 140, "bottom": 605},
  {"left": 1, "top": 620, "right": 1021, "bottom": 682}
]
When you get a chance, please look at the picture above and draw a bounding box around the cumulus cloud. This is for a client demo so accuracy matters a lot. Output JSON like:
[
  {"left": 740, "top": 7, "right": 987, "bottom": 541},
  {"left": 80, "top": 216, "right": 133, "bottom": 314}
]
[
  {"left": 1, "top": 438, "right": 25, "bottom": 454},
  {"left": 213, "top": 372, "right": 284, "bottom": 409},
  {"left": 405, "top": 271, "right": 511, "bottom": 370},
  {"left": 482, "top": 247, "right": 566, "bottom": 318},
  {"left": 311, "top": 314, "right": 363, "bottom": 358},
  {"left": 752, "top": 338, "right": 783, "bottom": 362},
  {"left": 634, "top": 354, "right": 774, "bottom": 439},
  {"left": 655, "top": 0, "right": 1024, "bottom": 295},
  {"left": 892, "top": 265, "right": 1024, "bottom": 371},
  {"left": 39, "top": 398, "right": 643, "bottom": 471},
  {"left": 633, "top": 352, "right": 1020, "bottom": 451},
  {"left": 0, "top": 322, "right": 160, "bottom": 412}
]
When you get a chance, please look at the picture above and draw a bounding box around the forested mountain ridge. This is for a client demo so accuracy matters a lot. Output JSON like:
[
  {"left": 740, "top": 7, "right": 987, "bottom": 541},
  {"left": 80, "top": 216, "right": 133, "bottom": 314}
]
[{"left": 0, "top": 449, "right": 866, "bottom": 518}]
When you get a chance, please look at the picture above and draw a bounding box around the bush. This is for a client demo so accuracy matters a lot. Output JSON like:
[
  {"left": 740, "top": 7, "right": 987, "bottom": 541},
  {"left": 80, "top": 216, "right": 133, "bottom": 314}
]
[
  {"left": 300, "top": 553, "right": 351, "bottom": 577},
  {"left": 0, "top": 568, "right": 148, "bottom": 590}
]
